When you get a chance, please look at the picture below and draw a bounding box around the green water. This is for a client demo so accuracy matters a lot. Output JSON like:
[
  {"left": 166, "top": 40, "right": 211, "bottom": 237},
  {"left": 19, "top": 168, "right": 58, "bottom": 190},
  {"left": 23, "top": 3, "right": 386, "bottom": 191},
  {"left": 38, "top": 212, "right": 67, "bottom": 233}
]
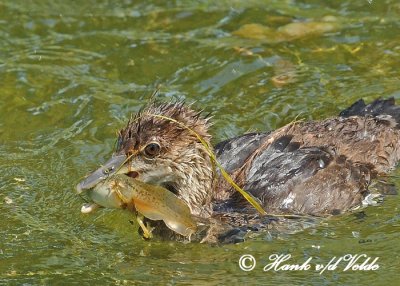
[{"left": 1, "top": 0, "right": 399, "bottom": 285}]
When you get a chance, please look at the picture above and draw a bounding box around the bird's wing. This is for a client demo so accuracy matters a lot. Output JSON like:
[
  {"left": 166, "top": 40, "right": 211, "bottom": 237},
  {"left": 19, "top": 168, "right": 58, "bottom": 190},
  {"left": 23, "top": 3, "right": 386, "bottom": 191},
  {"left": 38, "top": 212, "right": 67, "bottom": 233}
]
[
  {"left": 214, "top": 132, "right": 271, "bottom": 173},
  {"left": 226, "top": 135, "right": 373, "bottom": 216}
]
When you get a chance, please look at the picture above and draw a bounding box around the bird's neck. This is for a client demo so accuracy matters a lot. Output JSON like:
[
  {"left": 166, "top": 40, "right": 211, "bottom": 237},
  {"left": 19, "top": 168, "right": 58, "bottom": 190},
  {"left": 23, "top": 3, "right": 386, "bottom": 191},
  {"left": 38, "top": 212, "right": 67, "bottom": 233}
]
[{"left": 172, "top": 143, "right": 215, "bottom": 218}]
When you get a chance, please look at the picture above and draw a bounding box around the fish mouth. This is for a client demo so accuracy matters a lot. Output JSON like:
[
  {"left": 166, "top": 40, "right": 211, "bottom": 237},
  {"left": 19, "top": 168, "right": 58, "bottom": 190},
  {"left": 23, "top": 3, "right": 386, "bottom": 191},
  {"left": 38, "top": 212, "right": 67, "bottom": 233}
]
[
  {"left": 79, "top": 175, "right": 138, "bottom": 212},
  {"left": 76, "top": 154, "right": 131, "bottom": 212},
  {"left": 76, "top": 154, "right": 128, "bottom": 194}
]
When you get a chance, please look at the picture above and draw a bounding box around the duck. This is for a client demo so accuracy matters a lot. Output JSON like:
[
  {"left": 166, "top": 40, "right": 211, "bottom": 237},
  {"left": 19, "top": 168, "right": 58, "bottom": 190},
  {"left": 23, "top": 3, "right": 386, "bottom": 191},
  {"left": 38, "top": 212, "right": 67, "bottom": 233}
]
[{"left": 76, "top": 98, "right": 400, "bottom": 243}]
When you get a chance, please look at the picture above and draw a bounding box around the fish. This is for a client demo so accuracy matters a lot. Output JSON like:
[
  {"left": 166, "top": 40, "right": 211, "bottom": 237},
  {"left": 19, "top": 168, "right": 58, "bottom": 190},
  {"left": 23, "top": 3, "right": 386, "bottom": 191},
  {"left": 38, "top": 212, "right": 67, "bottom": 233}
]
[{"left": 78, "top": 174, "right": 197, "bottom": 237}]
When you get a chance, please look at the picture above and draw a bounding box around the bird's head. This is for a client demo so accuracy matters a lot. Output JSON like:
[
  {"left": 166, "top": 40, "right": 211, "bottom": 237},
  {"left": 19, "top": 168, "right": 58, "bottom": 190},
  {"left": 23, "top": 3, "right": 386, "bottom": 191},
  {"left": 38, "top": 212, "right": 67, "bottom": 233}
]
[{"left": 77, "top": 102, "right": 215, "bottom": 217}]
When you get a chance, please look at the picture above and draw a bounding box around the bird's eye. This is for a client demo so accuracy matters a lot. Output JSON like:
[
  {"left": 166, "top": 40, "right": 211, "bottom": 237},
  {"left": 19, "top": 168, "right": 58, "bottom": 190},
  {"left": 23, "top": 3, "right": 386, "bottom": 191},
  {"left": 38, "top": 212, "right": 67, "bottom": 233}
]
[{"left": 144, "top": 142, "right": 161, "bottom": 158}]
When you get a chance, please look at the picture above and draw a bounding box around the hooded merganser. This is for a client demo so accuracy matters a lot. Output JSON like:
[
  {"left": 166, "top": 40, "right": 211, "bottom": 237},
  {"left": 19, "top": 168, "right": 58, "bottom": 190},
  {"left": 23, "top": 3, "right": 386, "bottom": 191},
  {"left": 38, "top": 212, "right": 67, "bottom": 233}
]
[{"left": 77, "top": 98, "right": 400, "bottom": 243}]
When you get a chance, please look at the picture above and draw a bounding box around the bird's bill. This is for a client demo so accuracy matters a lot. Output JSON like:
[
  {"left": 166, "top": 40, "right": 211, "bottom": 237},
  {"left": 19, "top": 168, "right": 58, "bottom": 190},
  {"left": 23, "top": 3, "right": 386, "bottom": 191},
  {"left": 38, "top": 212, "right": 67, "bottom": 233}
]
[{"left": 76, "top": 154, "right": 127, "bottom": 194}]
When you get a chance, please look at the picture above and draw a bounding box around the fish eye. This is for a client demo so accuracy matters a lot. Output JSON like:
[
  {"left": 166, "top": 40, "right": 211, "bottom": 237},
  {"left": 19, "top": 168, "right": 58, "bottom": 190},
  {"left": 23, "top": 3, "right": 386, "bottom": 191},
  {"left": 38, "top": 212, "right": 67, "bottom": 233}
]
[
  {"left": 144, "top": 142, "right": 161, "bottom": 158},
  {"left": 102, "top": 166, "right": 114, "bottom": 175}
]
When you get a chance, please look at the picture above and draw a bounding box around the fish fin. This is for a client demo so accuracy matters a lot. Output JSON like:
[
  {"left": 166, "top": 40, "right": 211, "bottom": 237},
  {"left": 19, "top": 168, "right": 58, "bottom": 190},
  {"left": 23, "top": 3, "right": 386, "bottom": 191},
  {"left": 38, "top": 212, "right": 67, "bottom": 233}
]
[
  {"left": 134, "top": 199, "right": 197, "bottom": 237},
  {"left": 163, "top": 218, "right": 197, "bottom": 237},
  {"left": 134, "top": 199, "right": 165, "bottom": 221},
  {"left": 137, "top": 214, "right": 153, "bottom": 239}
]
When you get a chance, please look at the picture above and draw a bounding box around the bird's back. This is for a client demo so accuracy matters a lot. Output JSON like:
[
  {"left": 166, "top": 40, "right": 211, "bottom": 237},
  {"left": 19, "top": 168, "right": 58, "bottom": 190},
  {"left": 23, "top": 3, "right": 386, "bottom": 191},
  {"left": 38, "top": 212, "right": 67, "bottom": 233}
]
[{"left": 214, "top": 98, "right": 400, "bottom": 216}]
